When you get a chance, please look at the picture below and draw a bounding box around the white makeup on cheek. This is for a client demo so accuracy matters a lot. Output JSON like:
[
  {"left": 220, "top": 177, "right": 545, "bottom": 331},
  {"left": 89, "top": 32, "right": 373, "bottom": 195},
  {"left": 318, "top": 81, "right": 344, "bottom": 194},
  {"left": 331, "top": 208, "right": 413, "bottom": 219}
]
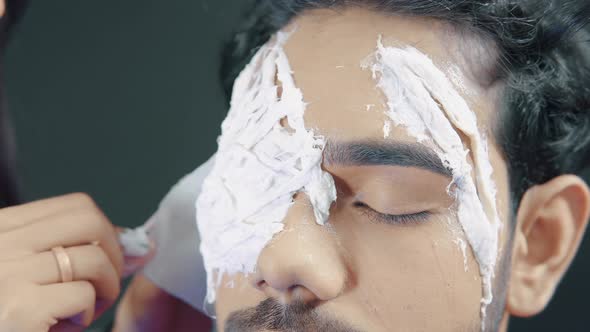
[
  {"left": 363, "top": 38, "right": 502, "bottom": 330},
  {"left": 196, "top": 31, "right": 337, "bottom": 304}
]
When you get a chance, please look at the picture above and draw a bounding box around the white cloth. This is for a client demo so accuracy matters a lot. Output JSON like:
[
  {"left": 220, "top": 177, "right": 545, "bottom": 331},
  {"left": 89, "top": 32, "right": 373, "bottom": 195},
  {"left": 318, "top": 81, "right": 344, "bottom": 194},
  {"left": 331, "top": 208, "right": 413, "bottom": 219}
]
[{"left": 142, "top": 156, "right": 214, "bottom": 312}]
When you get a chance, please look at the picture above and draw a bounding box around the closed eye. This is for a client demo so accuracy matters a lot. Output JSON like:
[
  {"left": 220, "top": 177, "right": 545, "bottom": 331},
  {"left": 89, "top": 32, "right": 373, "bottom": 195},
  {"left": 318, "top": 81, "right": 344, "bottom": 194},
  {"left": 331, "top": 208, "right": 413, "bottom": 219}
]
[{"left": 353, "top": 201, "right": 431, "bottom": 225}]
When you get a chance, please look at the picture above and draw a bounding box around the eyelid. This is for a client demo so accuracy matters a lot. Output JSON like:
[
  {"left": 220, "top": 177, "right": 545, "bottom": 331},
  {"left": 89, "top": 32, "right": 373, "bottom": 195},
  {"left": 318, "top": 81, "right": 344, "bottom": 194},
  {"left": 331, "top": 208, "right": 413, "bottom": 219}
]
[{"left": 353, "top": 201, "right": 431, "bottom": 225}]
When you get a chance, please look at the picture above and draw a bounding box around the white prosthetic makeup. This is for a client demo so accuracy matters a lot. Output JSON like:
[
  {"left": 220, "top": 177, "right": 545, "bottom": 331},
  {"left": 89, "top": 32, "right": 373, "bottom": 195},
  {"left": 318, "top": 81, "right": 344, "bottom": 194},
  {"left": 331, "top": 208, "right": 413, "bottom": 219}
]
[
  {"left": 196, "top": 31, "right": 338, "bottom": 305},
  {"left": 142, "top": 28, "right": 502, "bottom": 332},
  {"left": 363, "top": 38, "right": 502, "bottom": 329}
]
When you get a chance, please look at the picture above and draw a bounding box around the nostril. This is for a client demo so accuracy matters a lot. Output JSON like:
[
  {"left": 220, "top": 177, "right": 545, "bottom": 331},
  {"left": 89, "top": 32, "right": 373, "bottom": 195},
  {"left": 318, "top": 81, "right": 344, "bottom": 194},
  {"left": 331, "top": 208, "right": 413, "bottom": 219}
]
[{"left": 256, "top": 280, "right": 268, "bottom": 291}]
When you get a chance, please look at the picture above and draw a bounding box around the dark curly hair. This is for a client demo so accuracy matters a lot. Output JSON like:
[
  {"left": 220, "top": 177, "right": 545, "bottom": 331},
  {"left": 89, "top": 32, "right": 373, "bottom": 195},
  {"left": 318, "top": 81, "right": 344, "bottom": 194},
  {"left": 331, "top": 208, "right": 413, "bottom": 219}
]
[{"left": 220, "top": 0, "right": 590, "bottom": 216}]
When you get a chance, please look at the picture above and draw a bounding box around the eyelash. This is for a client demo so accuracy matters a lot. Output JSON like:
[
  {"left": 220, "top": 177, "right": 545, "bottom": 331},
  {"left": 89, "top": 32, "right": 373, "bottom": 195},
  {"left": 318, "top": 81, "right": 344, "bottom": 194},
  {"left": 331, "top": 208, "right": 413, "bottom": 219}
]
[{"left": 353, "top": 201, "right": 431, "bottom": 225}]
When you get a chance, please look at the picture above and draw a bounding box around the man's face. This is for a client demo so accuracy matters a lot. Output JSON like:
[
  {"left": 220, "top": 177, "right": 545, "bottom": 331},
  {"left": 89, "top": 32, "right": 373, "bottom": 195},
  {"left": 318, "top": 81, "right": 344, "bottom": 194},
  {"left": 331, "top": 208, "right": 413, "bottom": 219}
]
[{"left": 214, "top": 8, "right": 512, "bottom": 332}]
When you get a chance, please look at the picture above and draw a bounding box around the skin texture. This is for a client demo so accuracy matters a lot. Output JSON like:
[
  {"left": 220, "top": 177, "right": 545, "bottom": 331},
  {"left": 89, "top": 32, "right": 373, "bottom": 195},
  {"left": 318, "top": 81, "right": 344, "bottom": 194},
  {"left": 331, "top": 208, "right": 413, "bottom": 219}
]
[
  {"left": 213, "top": 9, "right": 504, "bottom": 332},
  {"left": 0, "top": 194, "right": 154, "bottom": 332},
  {"left": 206, "top": 8, "right": 590, "bottom": 332},
  {"left": 508, "top": 176, "right": 590, "bottom": 316}
]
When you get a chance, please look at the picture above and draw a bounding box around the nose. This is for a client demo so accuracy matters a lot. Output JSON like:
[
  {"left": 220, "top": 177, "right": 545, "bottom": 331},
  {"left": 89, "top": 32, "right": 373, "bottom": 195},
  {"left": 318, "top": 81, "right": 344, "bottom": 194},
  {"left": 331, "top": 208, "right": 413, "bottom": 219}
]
[{"left": 251, "top": 193, "right": 347, "bottom": 304}]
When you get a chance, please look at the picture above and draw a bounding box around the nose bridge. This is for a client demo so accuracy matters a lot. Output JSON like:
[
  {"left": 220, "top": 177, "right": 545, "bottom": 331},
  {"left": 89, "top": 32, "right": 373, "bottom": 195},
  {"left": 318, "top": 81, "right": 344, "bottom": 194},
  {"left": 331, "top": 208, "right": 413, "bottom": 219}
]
[{"left": 253, "top": 192, "right": 347, "bottom": 302}]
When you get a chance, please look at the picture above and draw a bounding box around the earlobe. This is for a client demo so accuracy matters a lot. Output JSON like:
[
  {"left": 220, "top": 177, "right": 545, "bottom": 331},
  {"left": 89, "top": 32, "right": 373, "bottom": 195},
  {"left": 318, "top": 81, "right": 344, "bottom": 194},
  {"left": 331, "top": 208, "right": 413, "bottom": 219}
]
[{"left": 507, "top": 175, "right": 590, "bottom": 317}]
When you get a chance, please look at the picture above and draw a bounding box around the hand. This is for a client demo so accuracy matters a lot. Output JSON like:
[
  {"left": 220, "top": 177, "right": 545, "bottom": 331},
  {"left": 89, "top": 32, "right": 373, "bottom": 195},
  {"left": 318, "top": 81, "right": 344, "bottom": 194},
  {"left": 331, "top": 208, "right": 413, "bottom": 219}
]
[
  {"left": 113, "top": 274, "right": 213, "bottom": 332},
  {"left": 0, "top": 193, "right": 154, "bottom": 332}
]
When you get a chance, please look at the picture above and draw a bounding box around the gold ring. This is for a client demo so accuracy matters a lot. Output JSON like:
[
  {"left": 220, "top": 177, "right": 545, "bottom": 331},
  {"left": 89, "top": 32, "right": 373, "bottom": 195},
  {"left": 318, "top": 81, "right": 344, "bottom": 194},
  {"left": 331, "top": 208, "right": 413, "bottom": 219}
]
[{"left": 51, "top": 246, "right": 74, "bottom": 283}]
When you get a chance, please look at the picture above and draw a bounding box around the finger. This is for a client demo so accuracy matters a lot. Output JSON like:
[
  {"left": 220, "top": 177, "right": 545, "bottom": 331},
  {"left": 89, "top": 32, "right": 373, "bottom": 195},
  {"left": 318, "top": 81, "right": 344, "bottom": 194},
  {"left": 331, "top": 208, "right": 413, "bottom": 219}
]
[
  {"left": 41, "top": 281, "right": 96, "bottom": 328},
  {"left": 1, "top": 207, "right": 125, "bottom": 277},
  {"left": 0, "top": 193, "right": 96, "bottom": 233},
  {"left": 1, "top": 245, "right": 121, "bottom": 302}
]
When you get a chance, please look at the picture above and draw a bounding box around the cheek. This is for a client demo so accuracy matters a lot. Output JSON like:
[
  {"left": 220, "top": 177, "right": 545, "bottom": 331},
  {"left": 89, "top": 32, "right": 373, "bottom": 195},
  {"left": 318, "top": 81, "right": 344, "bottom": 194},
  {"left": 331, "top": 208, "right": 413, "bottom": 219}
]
[
  {"left": 334, "top": 214, "right": 482, "bottom": 330},
  {"left": 489, "top": 144, "right": 512, "bottom": 247}
]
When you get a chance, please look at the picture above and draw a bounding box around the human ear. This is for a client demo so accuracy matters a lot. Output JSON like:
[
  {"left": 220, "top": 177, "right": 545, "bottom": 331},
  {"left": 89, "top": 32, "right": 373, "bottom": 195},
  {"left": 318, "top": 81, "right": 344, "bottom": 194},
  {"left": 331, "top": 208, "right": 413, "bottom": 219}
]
[{"left": 507, "top": 175, "right": 590, "bottom": 317}]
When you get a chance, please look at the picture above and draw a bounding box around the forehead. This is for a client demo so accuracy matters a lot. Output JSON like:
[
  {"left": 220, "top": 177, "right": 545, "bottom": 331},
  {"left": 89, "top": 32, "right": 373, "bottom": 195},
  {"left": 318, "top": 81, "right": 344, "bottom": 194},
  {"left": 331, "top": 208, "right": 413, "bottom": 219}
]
[{"left": 282, "top": 7, "right": 495, "bottom": 141}]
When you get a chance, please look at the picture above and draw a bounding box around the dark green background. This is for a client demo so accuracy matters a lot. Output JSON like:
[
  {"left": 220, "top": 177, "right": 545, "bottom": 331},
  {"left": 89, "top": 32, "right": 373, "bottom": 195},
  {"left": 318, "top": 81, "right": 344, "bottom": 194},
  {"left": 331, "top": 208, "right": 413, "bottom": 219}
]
[{"left": 4, "top": 1, "right": 588, "bottom": 331}]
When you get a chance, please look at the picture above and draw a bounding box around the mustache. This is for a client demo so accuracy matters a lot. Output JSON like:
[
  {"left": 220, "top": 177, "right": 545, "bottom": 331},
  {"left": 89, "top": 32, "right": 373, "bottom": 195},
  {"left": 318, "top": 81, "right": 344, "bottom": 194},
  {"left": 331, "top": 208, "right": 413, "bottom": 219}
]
[{"left": 224, "top": 298, "right": 363, "bottom": 332}]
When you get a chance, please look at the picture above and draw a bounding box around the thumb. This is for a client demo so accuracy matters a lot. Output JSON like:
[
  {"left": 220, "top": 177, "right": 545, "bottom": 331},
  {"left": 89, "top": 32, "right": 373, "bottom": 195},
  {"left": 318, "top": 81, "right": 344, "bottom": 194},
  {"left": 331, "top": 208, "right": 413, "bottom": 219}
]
[{"left": 116, "top": 227, "right": 157, "bottom": 278}]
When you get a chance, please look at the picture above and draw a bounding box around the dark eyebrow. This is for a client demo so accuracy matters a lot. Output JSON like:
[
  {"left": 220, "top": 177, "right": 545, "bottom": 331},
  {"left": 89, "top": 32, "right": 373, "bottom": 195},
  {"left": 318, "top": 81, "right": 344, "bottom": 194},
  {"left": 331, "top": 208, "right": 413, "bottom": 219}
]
[{"left": 324, "top": 140, "right": 452, "bottom": 178}]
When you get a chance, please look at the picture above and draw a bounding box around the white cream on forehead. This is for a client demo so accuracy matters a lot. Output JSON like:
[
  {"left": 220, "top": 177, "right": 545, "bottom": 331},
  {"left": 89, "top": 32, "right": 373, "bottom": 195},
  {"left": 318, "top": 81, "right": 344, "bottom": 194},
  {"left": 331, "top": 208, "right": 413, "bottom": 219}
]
[
  {"left": 363, "top": 38, "right": 502, "bottom": 330},
  {"left": 195, "top": 31, "right": 337, "bottom": 304}
]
